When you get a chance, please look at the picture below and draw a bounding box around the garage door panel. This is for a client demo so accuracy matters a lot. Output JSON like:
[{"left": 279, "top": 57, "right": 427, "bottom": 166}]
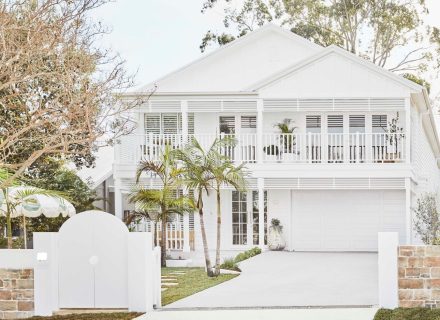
[{"left": 293, "top": 190, "right": 405, "bottom": 251}]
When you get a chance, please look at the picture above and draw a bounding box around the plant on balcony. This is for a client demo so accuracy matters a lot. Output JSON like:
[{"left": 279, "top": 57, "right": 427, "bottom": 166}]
[
  {"left": 384, "top": 112, "right": 405, "bottom": 159},
  {"left": 130, "top": 146, "right": 195, "bottom": 267},
  {"left": 274, "top": 119, "right": 299, "bottom": 161},
  {"left": 268, "top": 218, "right": 286, "bottom": 251}
]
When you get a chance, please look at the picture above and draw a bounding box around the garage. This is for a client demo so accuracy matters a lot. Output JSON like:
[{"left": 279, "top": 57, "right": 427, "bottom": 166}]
[{"left": 291, "top": 190, "right": 406, "bottom": 251}]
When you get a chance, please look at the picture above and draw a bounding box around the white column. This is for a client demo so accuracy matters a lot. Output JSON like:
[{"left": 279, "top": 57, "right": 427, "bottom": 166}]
[
  {"left": 405, "top": 97, "right": 411, "bottom": 164},
  {"left": 114, "top": 179, "right": 124, "bottom": 220},
  {"left": 258, "top": 178, "right": 265, "bottom": 248},
  {"left": 181, "top": 100, "right": 188, "bottom": 146},
  {"left": 365, "top": 114, "right": 372, "bottom": 163},
  {"left": 182, "top": 190, "right": 191, "bottom": 253},
  {"left": 257, "top": 99, "right": 264, "bottom": 164},
  {"left": 405, "top": 177, "right": 412, "bottom": 244},
  {"left": 378, "top": 232, "right": 399, "bottom": 309}
]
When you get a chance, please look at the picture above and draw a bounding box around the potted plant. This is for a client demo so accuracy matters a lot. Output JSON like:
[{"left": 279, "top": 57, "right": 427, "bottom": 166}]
[
  {"left": 384, "top": 112, "right": 405, "bottom": 162},
  {"left": 274, "top": 119, "right": 299, "bottom": 162},
  {"left": 263, "top": 145, "right": 280, "bottom": 162},
  {"left": 267, "top": 218, "right": 286, "bottom": 251}
]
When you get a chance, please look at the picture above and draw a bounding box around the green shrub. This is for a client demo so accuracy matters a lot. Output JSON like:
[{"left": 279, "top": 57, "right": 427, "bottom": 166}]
[
  {"left": 374, "top": 308, "right": 440, "bottom": 320},
  {"left": 220, "top": 258, "right": 241, "bottom": 272},
  {"left": 234, "top": 247, "right": 262, "bottom": 263}
]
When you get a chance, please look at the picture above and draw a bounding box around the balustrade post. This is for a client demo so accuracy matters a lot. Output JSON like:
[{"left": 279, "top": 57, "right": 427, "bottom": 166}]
[
  {"left": 257, "top": 100, "right": 264, "bottom": 164},
  {"left": 355, "top": 132, "right": 360, "bottom": 163}
]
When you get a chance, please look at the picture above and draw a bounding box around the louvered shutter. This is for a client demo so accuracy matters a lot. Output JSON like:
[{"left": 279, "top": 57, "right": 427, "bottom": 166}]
[
  {"left": 162, "top": 113, "right": 179, "bottom": 134},
  {"left": 144, "top": 113, "right": 161, "bottom": 134},
  {"left": 372, "top": 115, "right": 387, "bottom": 133},
  {"left": 349, "top": 115, "right": 365, "bottom": 133},
  {"left": 306, "top": 115, "right": 321, "bottom": 133},
  {"left": 327, "top": 115, "right": 343, "bottom": 133},
  {"left": 241, "top": 116, "right": 256, "bottom": 129},
  {"left": 188, "top": 113, "right": 195, "bottom": 134},
  {"left": 220, "top": 116, "right": 235, "bottom": 134}
]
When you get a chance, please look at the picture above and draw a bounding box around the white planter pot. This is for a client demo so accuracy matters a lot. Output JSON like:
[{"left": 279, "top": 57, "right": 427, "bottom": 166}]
[
  {"left": 282, "top": 153, "right": 299, "bottom": 162},
  {"left": 166, "top": 259, "right": 192, "bottom": 267},
  {"left": 268, "top": 226, "right": 286, "bottom": 251}
]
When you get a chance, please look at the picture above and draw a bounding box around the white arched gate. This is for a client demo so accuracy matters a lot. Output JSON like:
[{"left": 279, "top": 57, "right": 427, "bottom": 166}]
[{"left": 58, "top": 211, "right": 129, "bottom": 308}]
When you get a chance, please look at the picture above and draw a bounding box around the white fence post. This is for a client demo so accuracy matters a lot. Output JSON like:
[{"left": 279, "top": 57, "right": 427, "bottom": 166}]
[
  {"left": 128, "top": 232, "right": 154, "bottom": 312},
  {"left": 153, "top": 246, "right": 162, "bottom": 308},
  {"left": 378, "top": 232, "right": 399, "bottom": 309},
  {"left": 33, "top": 232, "right": 59, "bottom": 316}
]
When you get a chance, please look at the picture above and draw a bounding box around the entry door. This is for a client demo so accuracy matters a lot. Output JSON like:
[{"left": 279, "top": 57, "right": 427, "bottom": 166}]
[{"left": 232, "top": 191, "right": 267, "bottom": 246}]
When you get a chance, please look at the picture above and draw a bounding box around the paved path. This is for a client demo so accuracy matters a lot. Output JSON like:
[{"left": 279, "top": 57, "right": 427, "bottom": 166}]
[
  {"left": 165, "top": 251, "right": 378, "bottom": 308},
  {"left": 137, "top": 308, "right": 378, "bottom": 320}
]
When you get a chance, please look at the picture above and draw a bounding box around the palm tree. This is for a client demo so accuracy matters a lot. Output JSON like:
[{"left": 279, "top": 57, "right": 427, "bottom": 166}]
[
  {"left": 175, "top": 138, "right": 217, "bottom": 276},
  {"left": 210, "top": 153, "right": 248, "bottom": 276},
  {"left": 129, "top": 146, "right": 194, "bottom": 267},
  {"left": 176, "top": 136, "right": 247, "bottom": 276}
]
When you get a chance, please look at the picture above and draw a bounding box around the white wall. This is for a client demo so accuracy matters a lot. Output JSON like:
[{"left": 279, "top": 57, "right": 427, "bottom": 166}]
[
  {"left": 268, "top": 190, "right": 292, "bottom": 250},
  {"left": 0, "top": 250, "right": 36, "bottom": 269}
]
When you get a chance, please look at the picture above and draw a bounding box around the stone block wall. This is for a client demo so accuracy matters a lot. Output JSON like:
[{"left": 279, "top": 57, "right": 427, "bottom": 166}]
[
  {"left": 398, "top": 245, "right": 440, "bottom": 308},
  {"left": 0, "top": 269, "right": 34, "bottom": 319}
]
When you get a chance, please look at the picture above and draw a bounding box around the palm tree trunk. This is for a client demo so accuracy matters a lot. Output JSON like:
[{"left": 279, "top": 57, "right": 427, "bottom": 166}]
[
  {"left": 214, "top": 189, "right": 221, "bottom": 275},
  {"left": 153, "top": 222, "right": 158, "bottom": 247},
  {"left": 6, "top": 210, "right": 12, "bottom": 249},
  {"left": 199, "top": 208, "right": 214, "bottom": 277},
  {"left": 161, "top": 218, "right": 167, "bottom": 267}
]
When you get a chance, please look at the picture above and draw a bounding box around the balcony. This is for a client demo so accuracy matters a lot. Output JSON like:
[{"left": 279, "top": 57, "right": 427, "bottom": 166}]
[{"left": 118, "top": 132, "right": 406, "bottom": 165}]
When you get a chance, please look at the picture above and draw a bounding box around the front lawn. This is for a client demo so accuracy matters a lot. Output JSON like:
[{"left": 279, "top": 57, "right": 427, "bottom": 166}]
[
  {"left": 375, "top": 308, "right": 440, "bottom": 320},
  {"left": 23, "top": 313, "right": 142, "bottom": 320},
  {"left": 161, "top": 267, "right": 238, "bottom": 306}
]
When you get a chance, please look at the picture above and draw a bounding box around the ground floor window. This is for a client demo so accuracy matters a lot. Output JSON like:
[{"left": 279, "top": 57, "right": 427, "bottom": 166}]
[{"left": 232, "top": 190, "right": 267, "bottom": 246}]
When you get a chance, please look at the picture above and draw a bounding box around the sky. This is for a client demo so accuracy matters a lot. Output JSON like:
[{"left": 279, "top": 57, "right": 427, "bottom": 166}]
[{"left": 93, "top": 0, "right": 440, "bottom": 91}]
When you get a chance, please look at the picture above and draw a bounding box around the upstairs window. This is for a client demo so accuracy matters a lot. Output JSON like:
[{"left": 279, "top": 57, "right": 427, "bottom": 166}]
[
  {"left": 327, "top": 115, "right": 343, "bottom": 134},
  {"left": 372, "top": 115, "right": 387, "bottom": 133},
  {"left": 349, "top": 115, "right": 365, "bottom": 133},
  {"left": 144, "top": 113, "right": 194, "bottom": 134},
  {"left": 306, "top": 115, "right": 321, "bottom": 133},
  {"left": 219, "top": 116, "right": 236, "bottom": 134}
]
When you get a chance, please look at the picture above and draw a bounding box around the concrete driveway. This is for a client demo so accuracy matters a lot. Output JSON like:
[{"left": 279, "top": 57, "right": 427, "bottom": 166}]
[{"left": 165, "top": 251, "right": 378, "bottom": 308}]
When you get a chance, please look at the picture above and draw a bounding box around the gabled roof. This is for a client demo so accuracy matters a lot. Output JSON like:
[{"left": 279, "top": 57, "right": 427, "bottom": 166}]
[
  {"left": 248, "top": 45, "right": 423, "bottom": 92},
  {"left": 140, "top": 23, "right": 322, "bottom": 92}
]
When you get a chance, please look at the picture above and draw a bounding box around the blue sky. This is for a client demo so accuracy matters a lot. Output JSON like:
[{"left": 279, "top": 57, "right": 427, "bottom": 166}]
[{"left": 94, "top": 0, "right": 440, "bottom": 90}]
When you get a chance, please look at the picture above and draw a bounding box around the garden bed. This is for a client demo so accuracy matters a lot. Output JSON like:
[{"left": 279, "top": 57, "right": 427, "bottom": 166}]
[{"left": 375, "top": 308, "right": 440, "bottom": 320}]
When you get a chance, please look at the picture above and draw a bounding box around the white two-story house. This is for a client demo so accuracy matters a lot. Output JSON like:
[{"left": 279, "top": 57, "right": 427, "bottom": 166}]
[{"left": 103, "top": 24, "right": 440, "bottom": 262}]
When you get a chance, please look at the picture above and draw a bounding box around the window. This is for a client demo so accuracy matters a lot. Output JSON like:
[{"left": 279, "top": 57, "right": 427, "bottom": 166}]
[
  {"left": 220, "top": 116, "right": 236, "bottom": 134},
  {"left": 241, "top": 116, "right": 256, "bottom": 129},
  {"left": 349, "top": 115, "right": 365, "bottom": 133},
  {"left": 372, "top": 115, "right": 387, "bottom": 133},
  {"left": 306, "top": 115, "right": 321, "bottom": 133},
  {"left": 232, "top": 191, "right": 247, "bottom": 245},
  {"left": 327, "top": 115, "right": 343, "bottom": 134},
  {"left": 144, "top": 113, "right": 194, "bottom": 134}
]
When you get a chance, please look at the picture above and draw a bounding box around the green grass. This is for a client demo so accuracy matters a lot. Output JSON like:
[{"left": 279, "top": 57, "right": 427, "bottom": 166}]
[
  {"left": 374, "top": 308, "right": 440, "bottom": 320},
  {"left": 24, "top": 313, "right": 142, "bottom": 320},
  {"left": 161, "top": 267, "right": 238, "bottom": 306}
]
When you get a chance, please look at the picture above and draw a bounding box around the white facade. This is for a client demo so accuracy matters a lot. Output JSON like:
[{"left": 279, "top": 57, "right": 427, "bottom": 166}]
[{"left": 110, "top": 24, "right": 440, "bottom": 261}]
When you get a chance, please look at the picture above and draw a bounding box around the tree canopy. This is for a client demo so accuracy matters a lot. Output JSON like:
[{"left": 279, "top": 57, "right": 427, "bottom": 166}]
[
  {"left": 201, "top": 0, "right": 440, "bottom": 83},
  {"left": 0, "top": 0, "right": 141, "bottom": 188}
]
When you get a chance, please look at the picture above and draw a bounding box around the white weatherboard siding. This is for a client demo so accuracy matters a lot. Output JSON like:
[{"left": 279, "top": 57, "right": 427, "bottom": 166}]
[{"left": 291, "top": 190, "right": 405, "bottom": 251}]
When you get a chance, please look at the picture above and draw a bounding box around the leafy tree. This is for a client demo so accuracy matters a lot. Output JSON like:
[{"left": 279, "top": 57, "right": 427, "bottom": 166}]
[
  {"left": 201, "top": 0, "right": 439, "bottom": 80},
  {"left": 129, "top": 146, "right": 194, "bottom": 267},
  {"left": 0, "top": 0, "right": 141, "bottom": 188},
  {"left": 414, "top": 193, "right": 440, "bottom": 245}
]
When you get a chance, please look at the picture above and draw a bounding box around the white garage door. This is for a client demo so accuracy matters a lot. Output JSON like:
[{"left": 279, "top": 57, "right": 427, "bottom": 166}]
[{"left": 292, "top": 190, "right": 405, "bottom": 251}]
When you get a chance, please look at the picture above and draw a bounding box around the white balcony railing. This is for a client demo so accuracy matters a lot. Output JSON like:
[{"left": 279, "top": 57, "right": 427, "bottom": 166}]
[{"left": 118, "top": 132, "right": 405, "bottom": 165}]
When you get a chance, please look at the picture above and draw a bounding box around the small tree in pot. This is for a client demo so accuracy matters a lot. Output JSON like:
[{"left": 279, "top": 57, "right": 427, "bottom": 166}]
[
  {"left": 268, "top": 218, "right": 286, "bottom": 251},
  {"left": 274, "top": 119, "right": 299, "bottom": 161}
]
